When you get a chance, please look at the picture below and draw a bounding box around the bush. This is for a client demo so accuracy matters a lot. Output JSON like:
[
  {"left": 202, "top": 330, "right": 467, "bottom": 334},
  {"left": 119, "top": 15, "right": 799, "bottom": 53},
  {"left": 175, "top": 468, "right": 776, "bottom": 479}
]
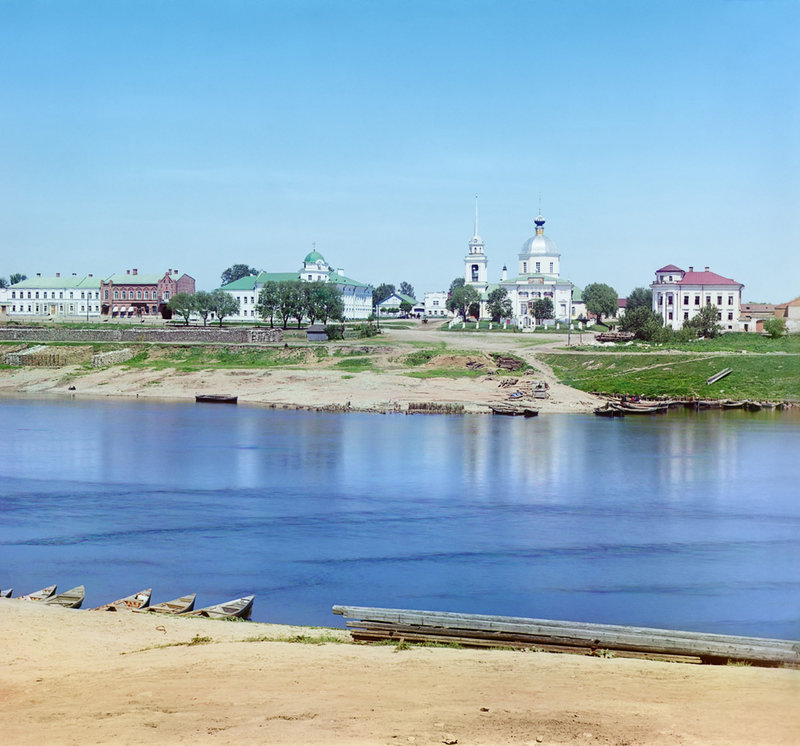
[
  {"left": 353, "top": 322, "right": 380, "bottom": 338},
  {"left": 763, "top": 318, "right": 787, "bottom": 339},
  {"left": 325, "top": 324, "right": 345, "bottom": 341}
]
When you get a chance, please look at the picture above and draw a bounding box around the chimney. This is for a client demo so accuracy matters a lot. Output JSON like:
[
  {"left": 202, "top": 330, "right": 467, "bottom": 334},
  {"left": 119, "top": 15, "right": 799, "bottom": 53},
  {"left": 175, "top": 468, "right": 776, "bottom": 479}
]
[
  {"left": 56, "top": 272, "right": 60, "bottom": 277},
  {"left": 168, "top": 268, "right": 172, "bottom": 274},
  {"left": 37, "top": 272, "right": 41, "bottom": 277},
  {"left": 688, "top": 266, "right": 693, "bottom": 272},
  {"left": 133, "top": 268, "right": 138, "bottom": 276},
  {"left": 88, "top": 274, "right": 93, "bottom": 278},
  {"left": 704, "top": 266, "right": 709, "bottom": 272},
  {"left": 126, "top": 269, "right": 130, "bottom": 275},
  {"left": 337, "top": 268, "right": 344, "bottom": 276},
  {"left": 502, "top": 265, "right": 508, "bottom": 281},
  {"left": 72, "top": 272, "right": 77, "bottom": 276},
  {"left": 173, "top": 269, "right": 178, "bottom": 275}
]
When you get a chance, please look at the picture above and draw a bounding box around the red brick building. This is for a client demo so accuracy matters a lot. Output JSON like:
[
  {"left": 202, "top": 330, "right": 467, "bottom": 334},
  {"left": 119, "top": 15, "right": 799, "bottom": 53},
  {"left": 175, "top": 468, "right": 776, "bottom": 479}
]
[{"left": 100, "top": 269, "right": 195, "bottom": 318}]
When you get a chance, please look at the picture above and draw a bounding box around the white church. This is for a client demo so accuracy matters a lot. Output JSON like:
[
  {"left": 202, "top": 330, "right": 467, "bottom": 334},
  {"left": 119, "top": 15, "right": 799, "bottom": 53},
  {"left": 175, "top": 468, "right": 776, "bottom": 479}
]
[{"left": 462, "top": 202, "right": 582, "bottom": 326}]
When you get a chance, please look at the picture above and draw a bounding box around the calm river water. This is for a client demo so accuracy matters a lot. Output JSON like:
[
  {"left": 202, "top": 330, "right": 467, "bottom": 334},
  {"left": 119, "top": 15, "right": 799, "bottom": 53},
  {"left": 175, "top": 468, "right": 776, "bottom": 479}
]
[{"left": 1, "top": 397, "right": 798, "bottom": 638}]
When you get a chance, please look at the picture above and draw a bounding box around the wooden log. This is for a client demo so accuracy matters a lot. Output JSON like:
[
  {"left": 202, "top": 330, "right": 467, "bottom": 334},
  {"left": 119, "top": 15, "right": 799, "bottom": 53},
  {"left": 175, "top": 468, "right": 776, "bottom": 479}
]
[
  {"left": 332, "top": 606, "right": 800, "bottom": 666},
  {"left": 707, "top": 368, "right": 732, "bottom": 385}
]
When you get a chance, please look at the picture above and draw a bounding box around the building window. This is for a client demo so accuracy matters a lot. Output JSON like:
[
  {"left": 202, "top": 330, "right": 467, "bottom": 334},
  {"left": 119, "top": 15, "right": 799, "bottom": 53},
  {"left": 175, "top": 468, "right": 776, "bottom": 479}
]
[
  {"left": 81, "top": 291, "right": 85, "bottom": 299},
  {"left": 706, "top": 295, "right": 711, "bottom": 305},
  {"left": 69, "top": 291, "right": 73, "bottom": 299},
  {"left": 535, "top": 262, "right": 541, "bottom": 273},
  {"left": 523, "top": 262, "right": 527, "bottom": 273},
  {"left": 27, "top": 291, "right": 31, "bottom": 298},
  {"left": 684, "top": 312, "right": 689, "bottom": 320},
  {"left": 137, "top": 290, "right": 142, "bottom": 299},
  {"left": 668, "top": 312, "right": 673, "bottom": 320},
  {"left": 728, "top": 312, "right": 733, "bottom": 320},
  {"left": 683, "top": 295, "right": 689, "bottom": 305},
  {"left": 549, "top": 262, "right": 554, "bottom": 273},
  {"left": 114, "top": 290, "right": 118, "bottom": 299},
  {"left": 717, "top": 312, "right": 722, "bottom": 320},
  {"left": 728, "top": 295, "right": 733, "bottom": 305},
  {"left": 11, "top": 291, "right": 15, "bottom": 298},
  {"left": 471, "top": 264, "right": 479, "bottom": 282},
  {"left": 717, "top": 295, "right": 722, "bottom": 305},
  {"left": 694, "top": 295, "right": 700, "bottom": 306},
  {"left": 667, "top": 295, "right": 673, "bottom": 305},
  {"left": 35, "top": 291, "right": 39, "bottom": 298},
  {"left": 104, "top": 290, "right": 109, "bottom": 299}
]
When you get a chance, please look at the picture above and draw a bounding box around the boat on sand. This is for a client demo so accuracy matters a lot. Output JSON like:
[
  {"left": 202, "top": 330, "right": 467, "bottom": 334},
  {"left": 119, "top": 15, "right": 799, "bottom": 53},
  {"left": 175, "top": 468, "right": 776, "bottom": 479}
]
[
  {"left": 92, "top": 588, "right": 152, "bottom": 612},
  {"left": 183, "top": 595, "right": 254, "bottom": 620},
  {"left": 44, "top": 585, "right": 85, "bottom": 609},
  {"left": 135, "top": 593, "right": 196, "bottom": 615},
  {"left": 16, "top": 584, "right": 57, "bottom": 601}
]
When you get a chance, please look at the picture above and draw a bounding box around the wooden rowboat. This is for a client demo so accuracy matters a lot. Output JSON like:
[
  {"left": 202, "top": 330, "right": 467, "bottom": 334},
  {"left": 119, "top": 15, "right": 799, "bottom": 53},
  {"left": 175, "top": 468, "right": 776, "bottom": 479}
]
[
  {"left": 92, "top": 588, "right": 152, "bottom": 612},
  {"left": 136, "top": 593, "right": 196, "bottom": 615},
  {"left": 44, "top": 585, "right": 85, "bottom": 609},
  {"left": 0, "top": 588, "right": 13, "bottom": 598},
  {"left": 195, "top": 394, "right": 238, "bottom": 404},
  {"left": 183, "top": 594, "right": 254, "bottom": 620},
  {"left": 16, "top": 584, "right": 57, "bottom": 601},
  {"left": 594, "top": 404, "right": 624, "bottom": 417},
  {"left": 489, "top": 403, "right": 537, "bottom": 417}
]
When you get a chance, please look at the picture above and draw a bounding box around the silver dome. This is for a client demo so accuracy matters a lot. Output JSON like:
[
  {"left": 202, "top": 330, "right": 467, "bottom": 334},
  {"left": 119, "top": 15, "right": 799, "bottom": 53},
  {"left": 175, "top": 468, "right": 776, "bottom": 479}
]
[{"left": 519, "top": 233, "right": 559, "bottom": 257}]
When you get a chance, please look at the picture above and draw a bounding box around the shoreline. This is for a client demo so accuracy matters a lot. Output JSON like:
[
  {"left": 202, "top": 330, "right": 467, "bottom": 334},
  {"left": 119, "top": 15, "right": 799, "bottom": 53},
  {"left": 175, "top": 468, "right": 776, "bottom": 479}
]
[{"left": 2, "top": 600, "right": 798, "bottom": 745}]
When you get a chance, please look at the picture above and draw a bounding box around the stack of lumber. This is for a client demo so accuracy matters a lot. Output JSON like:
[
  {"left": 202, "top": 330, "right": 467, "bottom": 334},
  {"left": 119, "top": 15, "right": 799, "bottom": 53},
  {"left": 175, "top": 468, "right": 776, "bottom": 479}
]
[{"left": 332, "top": 606, "right": 800, "bottom": 667}]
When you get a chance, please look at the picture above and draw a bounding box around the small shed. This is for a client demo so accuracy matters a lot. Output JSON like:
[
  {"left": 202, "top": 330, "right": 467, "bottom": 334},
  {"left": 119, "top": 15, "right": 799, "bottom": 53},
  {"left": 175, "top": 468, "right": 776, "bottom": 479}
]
[{"left": 306, "top": 324, "right": 328, "bottom": 341}]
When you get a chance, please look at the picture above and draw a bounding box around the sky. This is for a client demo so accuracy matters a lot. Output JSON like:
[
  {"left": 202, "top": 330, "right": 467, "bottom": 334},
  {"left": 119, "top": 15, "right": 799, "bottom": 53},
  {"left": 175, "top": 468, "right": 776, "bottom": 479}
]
[{"left": 1, "top": 0, "right": 798, "bottom": 302}]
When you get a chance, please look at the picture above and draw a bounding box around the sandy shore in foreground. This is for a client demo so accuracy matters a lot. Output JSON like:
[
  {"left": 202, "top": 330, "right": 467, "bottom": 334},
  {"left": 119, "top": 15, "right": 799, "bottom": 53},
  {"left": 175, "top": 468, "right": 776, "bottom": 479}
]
[{"left": 2, "top": 600, "right": 798, "bottom": 745}]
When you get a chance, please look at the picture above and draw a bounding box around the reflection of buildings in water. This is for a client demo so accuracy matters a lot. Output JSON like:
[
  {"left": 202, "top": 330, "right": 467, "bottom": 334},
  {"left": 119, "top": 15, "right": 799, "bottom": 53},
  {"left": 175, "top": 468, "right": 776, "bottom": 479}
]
[{"left": 655, "top": 413, "right": 740, "bottom": 497}]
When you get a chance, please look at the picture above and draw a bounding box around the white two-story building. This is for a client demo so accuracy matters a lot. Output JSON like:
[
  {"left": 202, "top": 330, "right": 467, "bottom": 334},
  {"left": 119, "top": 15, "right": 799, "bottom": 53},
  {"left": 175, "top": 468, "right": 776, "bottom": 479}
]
[{"left": 650, "top": 264, "right": 744, "bottom": 331}]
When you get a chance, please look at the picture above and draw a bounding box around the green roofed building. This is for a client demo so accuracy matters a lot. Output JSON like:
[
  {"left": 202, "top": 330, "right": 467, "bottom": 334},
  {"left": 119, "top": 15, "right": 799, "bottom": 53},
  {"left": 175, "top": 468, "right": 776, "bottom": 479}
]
[
  {"left": 2, "top": 272, "right": 103, "bottom": 318},
  {"left": 220, "top": 249, "right": 373, "bottom": 320}
]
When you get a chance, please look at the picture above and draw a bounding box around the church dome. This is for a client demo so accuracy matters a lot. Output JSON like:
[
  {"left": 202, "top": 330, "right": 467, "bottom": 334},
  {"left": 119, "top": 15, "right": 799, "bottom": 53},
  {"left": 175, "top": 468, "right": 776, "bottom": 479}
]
[
  {"left": 304, "top": 250, "right": 326, "bottom": 264},
  {"left": 520, "top": 215, "right": 559, "bottom": 257}
]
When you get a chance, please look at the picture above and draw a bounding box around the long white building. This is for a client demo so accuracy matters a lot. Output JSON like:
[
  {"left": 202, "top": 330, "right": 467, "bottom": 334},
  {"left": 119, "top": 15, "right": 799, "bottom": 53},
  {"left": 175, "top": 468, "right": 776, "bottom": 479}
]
[
  {"left": 650, "top": 264, "right": 744, "bottom": 331},
  {"left": 1, "top": 273, "right": 102, "bottom": 318},
  {"left": 221, "top": 249, "right": 373, "bottom": 321}
]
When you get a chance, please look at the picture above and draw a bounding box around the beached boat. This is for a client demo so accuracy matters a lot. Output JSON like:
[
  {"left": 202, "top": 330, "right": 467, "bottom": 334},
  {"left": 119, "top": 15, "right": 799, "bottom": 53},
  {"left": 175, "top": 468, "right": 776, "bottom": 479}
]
[
  {"left": 720, "top": 400, "right": 745, "bottom": 409},
  {"left": 136, "top": 593, "right": 196, "bottom": 615},
  {"left": 615, "top": 401, "right": 669, "bottom": 414},
  {"left": 195, "top": 394, "right": 238, "bottom": 404},
  {"left": 744, "top": 401, "right": 762, "bottom": 412},
  {"left": 490, "top": 403, "right": 537, "bottom": 416},
  {"left": 594, "top": 404, "right": 624, "bottom": 417},
  {"left": 16, "top": 584, "right": 57, "bottom": 601},
  {"left": 0, "top": 588, "right": 13, "bottom": 598},
  {"left": 183, "top": 594, "right": 254, "bottom": 620},
  {"left": 92, "top": 588, "right": 152, "bottom": 612},
  {"left": 44, "top": 585, "right": 85, "bottom": 609}
]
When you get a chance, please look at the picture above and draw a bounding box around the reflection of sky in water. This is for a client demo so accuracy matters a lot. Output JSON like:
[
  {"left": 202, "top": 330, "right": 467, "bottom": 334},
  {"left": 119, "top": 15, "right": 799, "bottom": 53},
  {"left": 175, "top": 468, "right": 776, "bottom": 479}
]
[{"left": 1, "top": 398, "right": 798, "bottom": 638}]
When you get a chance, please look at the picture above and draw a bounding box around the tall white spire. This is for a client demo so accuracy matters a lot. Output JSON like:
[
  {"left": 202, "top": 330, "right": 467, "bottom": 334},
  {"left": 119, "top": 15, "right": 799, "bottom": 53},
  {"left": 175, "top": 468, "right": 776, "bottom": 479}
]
[{"left": 474, "top": 193, "right": 479, "bottom": 237}]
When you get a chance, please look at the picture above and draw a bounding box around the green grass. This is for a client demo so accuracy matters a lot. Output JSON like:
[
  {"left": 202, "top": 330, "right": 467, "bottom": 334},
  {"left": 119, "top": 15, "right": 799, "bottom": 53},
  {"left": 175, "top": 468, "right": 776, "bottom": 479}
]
[
  {"left": 403, "top": 349, "right": 440, "bottom": 366},
  {"left": 332, "top": 356, "right": 375, "bottom": 372},
  {"left": 541, "top": 352, "right": 800, "bottom": 400},
  {"left": 122, "top": 345, "right": 313, "bottom": 371},
  {"left": 405, "top": 367, "right": 488, "bottom": 379},
  {"left": 580, "top": 332, "right": 800, "bottom": 354}
]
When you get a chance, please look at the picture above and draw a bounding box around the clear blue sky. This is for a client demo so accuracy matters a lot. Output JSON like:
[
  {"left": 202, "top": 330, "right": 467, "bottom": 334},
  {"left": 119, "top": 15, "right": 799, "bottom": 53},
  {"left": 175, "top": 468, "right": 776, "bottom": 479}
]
[{"left": 1, "top": 0, "right": 798, "bottom": 302}]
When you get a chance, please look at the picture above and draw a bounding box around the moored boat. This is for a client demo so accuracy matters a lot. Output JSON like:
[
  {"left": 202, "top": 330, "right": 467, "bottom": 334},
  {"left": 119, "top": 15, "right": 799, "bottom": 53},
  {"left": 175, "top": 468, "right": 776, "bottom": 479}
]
[
  {"left": 136, "top": 593, "right": 196, "bottom": 615},
  {"left": 16, "top": 584, "right": 57, "bottom": 601},
  {"left": 183, "top": 594, "right": 254, "bottom": 620},
  {"left": 594, "top": 404, "right": 624, "bottom": 417},
  {"left": 195, "top": 394, "right": 238, "bottom": 404},
  {"left": 615, "top": 402, "right": 669, "bottom": 414},
  {"left": 92, "top": 588, "right": 152, "bottom": 612},
  {"left": 0, "top": 588, "right": 13, "bottom": 598},
  {"left": 44, "top": 585, "right": 85, "bottom": 609}
]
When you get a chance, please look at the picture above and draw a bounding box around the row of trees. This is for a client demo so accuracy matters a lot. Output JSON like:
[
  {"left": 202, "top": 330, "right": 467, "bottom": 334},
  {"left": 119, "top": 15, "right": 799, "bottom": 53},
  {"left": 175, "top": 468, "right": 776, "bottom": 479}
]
[
  {"left": 372, "top": 281, "right": 415, "bottom": 308},
  {"left": 167, "top": 290, "right": 240, "bottom": 327},
  {"left": 444, "top": 278, "right": 557, "bottom": 323},
  {"left": 168, "top": 281, "right": 345, "bottom": 329}
]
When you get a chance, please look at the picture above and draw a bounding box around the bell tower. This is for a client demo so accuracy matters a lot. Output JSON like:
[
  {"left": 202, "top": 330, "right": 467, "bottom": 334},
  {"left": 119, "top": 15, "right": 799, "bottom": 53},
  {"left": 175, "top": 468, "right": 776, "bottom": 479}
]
[{"left": 464, "top": 195, "right": 488, "bottom": 286}]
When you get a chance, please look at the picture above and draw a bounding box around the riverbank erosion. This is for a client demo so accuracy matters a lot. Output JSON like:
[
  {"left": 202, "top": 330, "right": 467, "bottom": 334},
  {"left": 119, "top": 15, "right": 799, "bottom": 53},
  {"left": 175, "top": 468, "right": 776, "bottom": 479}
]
[{"left": 2, "top": 601, "right": 798, "bottom": 745}]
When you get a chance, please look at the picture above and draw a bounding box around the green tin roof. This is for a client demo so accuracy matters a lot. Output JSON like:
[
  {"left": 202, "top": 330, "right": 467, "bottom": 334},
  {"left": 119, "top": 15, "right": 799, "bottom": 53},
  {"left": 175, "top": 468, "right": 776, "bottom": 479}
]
[
  {"left": 304, "top": 250, "right": 326, "bottom": 263},
  {"left": 10, "top": 275, "right": 100, "bottom": 289},
  {"left": 105, "top": 272, "right": 164, "bottom": 285}
]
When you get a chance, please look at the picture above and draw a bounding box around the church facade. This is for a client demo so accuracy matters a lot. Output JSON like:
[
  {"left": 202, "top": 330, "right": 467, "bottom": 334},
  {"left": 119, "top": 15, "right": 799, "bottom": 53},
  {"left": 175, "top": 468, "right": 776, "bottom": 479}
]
[{"left": 463, "top": 205, "right": 579, "bottom": 326}]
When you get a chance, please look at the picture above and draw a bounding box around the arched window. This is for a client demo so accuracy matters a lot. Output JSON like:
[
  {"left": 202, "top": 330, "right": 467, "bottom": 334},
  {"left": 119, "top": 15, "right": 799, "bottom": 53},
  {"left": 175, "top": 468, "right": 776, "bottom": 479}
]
[
  {"left": 137, "top": 290, "right": 142, "bottom": 299},
  {"left": 113, "top": 290, "right": 119, "bottom": 300},
  {"left": 471, "top": 264, "right": 479, "bottom": 282}
]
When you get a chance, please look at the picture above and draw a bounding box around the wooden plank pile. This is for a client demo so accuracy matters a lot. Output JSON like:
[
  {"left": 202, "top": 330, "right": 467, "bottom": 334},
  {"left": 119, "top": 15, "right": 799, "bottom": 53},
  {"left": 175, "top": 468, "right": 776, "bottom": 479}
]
[{"left": 332, "top": 605, "right": 800, "bottom": 667}]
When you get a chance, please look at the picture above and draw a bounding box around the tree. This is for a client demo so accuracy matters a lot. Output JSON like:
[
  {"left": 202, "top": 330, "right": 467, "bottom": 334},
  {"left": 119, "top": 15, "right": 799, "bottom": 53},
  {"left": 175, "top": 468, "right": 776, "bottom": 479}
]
[
  {"left": 531, "top": 297, "right": 554, "bottom": 323},
  {"left": 763, "top": 317, "right": 787, "bottom": 339},
  {"left": 583, "top": 283, "right": 618, "bottom": 325},
  {"left": 9, "top": 273, "right": 26, "bottom": 285},
  {"left": 372, "top": 283, "right": 395, "bottom": 307},
  {"left": 618, "top": 306, "right": 663, "bottom": 341},
  {"left": 0, "top": 277, "right": 6, "bottom": 288},
  {"left": 318, "top": 283, "right": 344, "bottom": 323},
  {"left": 256, "top": 281, "right": 281, "bottom": 327},
  {"left": 194, "top": 291, "right": 213, "bottom": 326},
  {"left": 447, "top": 283, "right": 480, "bottom": 320},
  {"left": 487, "top": 287, "right": 512, "bottom": 322},
  {"left": 626, "top": 287, "right": 653, "bottom": 312},
  {"left": 448, "top": 277, "right": 465, "bottom": 293},
  {"left": 277, "top": 281, "right": 304, "bottom": 329},
  {"left": 210, "top": 289, "right": 239, "bottom": 327},
  {"left": 167, "top": 293, "right": 196, "bottom": 325},
  {"left": 399, "top": 300, "right": 413, "bottom": 315},
  {"left": 220, "top": 264, "right": 258, "bottom": 286},
  {"left": 399, "top": 281, "right": 415, "bottom": 300},
  {"left": 685, "top": 303, "right": 722, "bottom": 338}
]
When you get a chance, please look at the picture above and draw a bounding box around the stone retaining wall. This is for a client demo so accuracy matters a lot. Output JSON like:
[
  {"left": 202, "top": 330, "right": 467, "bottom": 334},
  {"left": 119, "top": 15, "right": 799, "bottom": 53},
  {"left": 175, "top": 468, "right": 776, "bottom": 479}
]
[
  {"left": 91, "top": 348, "right": 134, "bottom": 367},
  {"left": 3, "top": 345, "right": 93, "bottom": 367},
  {"left": 0, "top": 326, "right": 283, "bottom": 344}
]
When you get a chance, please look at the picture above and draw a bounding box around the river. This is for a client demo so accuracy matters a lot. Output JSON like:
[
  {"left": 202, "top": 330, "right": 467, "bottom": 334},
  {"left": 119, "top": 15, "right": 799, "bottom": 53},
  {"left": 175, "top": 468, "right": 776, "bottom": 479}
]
[{"left": 1, "top": 397, "right": 798, "bottom": 639}]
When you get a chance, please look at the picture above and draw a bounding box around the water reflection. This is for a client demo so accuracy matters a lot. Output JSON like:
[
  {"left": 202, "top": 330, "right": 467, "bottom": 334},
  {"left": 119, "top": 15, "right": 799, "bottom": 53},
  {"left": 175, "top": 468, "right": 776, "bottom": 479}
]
[{"left": 0, "top": 398, "right": 798, "bottom": 638}]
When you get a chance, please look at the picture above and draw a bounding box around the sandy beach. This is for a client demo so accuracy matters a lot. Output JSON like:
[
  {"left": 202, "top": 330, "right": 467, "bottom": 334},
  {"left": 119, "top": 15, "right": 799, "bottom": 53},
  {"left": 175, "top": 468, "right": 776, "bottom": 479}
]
[
  {"left": 0, "top": 327, "right": 603, "bottom": 413},
  {"left": 2, "top": 600, "right": 798, "bottom": 745}
]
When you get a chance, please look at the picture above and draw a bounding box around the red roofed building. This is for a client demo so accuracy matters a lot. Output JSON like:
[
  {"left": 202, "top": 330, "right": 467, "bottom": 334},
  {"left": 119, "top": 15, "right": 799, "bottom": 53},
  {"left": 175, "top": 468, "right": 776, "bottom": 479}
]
[{"left": 650, "top": 265, "right": 744, "bottom": 331}]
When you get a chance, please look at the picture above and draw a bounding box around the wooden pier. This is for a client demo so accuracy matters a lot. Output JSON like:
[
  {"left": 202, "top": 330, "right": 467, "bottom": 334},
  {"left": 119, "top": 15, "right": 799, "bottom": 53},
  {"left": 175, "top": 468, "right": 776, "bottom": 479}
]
[{"left": 332, "top": 605, "right": 800, "bottom": 667}]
